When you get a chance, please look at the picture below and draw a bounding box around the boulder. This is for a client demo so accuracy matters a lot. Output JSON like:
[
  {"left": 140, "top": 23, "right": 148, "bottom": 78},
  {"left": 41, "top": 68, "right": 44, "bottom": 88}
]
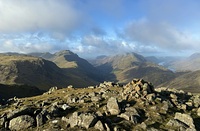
[
  {"left": 65, "top": 112, "right": 97, "bottom": 129},
  {"left": 0, "top": 116, "right": 5, "bottom": 127},
  {"left": 193, "top": 96, "right": 200, "bottom": 108},
  {"left": 197, "top": 108, "right": 200, "bottom": 116},
  {"left": 36, "top": 113, "right": 45, "bottom": 127},
  {"left": 7, "top": 106, "right": 35, "bottom": 119},
  {"left": 107, "top": 97, "right": 120, "bottom": 115},
  {"left": 118, "top": 112, "right": 140, "bottom": 124},
  {"left": 94, "top": 120, "right": 105, "bottom": 131},
  {"left": 174, "top": 113, "right": 195, "bottom": 129},
  {"left": 166, "top": 119, "right": 188, "bottom": 128},
  {"left": 67, "top": 112, "right": 80, "bottom": 128},
  {"left": 91, "top": 96, "right": 103, "bottom": 102},
  {"left": 9, "top": 115, "right": 35, "bottom": 131},
  {"left": 146, "top": 93, "right": 156, "bottom": 102},
  {"left": 61, "top": 104, "right": 71, "bottom": 110},
  {"left": 79, "top": 113, "right": 98, "bottom": 129}
]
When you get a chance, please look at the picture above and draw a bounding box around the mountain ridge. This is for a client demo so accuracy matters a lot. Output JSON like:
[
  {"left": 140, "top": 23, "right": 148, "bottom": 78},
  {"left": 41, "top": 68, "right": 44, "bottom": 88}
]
[{"left": 91, "top": 52, "right": 176, "bottom": 86}]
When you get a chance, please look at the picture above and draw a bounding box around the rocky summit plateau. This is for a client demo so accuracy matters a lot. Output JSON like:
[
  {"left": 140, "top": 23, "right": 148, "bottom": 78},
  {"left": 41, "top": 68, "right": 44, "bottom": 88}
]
[{"left": 0, "top": 79, "right": 200, "bottom": 131}]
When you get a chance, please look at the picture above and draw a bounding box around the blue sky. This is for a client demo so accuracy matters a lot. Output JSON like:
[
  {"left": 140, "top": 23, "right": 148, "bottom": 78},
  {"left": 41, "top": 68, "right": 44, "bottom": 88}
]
[{"left": 0, "top": 0, "right": 200, "bottom": 58}]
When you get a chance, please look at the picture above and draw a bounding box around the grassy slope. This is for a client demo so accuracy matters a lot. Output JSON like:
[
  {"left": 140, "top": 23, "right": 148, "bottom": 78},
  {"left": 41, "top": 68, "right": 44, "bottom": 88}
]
[{"left": 159, "top": 70, "right": 200, "bottom": 93}]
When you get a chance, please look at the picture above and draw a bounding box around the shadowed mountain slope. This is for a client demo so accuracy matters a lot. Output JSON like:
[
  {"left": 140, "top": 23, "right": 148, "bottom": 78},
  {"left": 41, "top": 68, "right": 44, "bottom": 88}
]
[
  {"left": 0, "top": 54, "right": 70, "bottom": 90},
  {"left": 29, "top": 50, "right": 104, "bottom": 83},
  {"left": 0, "top": 84, "right": 42, "bottom": 100}
]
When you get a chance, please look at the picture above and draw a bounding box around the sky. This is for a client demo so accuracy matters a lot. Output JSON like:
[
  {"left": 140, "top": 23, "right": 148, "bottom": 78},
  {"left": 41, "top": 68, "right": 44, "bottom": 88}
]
[{"left": 0, "top": 0, "right": 200, "bottom": 58}]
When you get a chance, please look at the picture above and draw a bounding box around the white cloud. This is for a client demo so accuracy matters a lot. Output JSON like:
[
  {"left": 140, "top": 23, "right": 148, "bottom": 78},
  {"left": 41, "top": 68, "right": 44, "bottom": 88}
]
[
  {"left": 0, "top": 40, "right": 55, "bottom": 53},
  {"left": 0, "top": 0, "right": 82, "bottom": 33},
  {"left": 124, "top": 19, "right": 200, "bottom": 52}
]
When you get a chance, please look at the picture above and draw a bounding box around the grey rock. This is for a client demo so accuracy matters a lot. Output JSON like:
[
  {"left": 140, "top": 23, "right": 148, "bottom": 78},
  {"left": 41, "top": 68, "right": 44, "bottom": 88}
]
[
  {"left": 7, "top": 106, "right": 35, "bottom": 119},
  {"left": 193, "top": 96, "right": 200, "bottom": 108},
  {"left": 49, "top": 106, "right": 60, "bottom": 117},
  {"left": 67, "top": 85, "right": 73, "bottom": 88},
  {"left": 79, "top": 113, "right": 98, "bottom": 129},
  {"left": 166, "top": 119, "right": 188, "bottom": 128},
  {"left": 119, "top": 107, "right": 140, "bottom": 124},
  {"left": 68, "top": 112, "right": 80, "bottom": 128},
  {"left": 105, "top": 123, "right": 111, "bottom": 131},
  {"left": 107, "top": 97, "right": 120, "bottom": 115},
  {"left": 0, "top": 116, "right": 5, "bottom": 127},
  {"left": 36, "top": 113, "right": 45, "bottom": 127},
  {"left": 65, "top": 112, "right": 97, "bottom": 129},
  {"left": 91, "top": 96, "right": 102, "bottom": 102},
  {"left": 160, "top": 101, "right": 169, "bottom": 114},
  {"left": 88, "top": 86, "right": 95, "bottom": 89},
  {"left": 197, "top": 108, "right": 200, "bottom": 116},
  {"left": 147, "top": 127, "right": 159, "bottom": 131},
  {"left": 45, "top": 86, "right": 58, "bottom": 94},
  {"left": 139, "top": 122, "right": 147, "bottom": 130},
  {"left": 186, "top": 128, "right": 197, "bottom": 131},
  {"left": 118, "top": 112, "right": 140, "bottom": 124},
  {"left": 88, "top": 92, "right": 96, "bottom": 97},
  {"left": 146, "top": 93, "right": 156, "bottom": 102},
  {"left": 94, "top": 120, "right": 104, "bottom": 131},
  {"left": 9, "top": 115, "right": 35, "bottom": 131},
  {"left": 174, "top": 112, "right": 195, "bottom": 129},
  {"left": 61, "top": 104, "right": 70, "bottom": 110},
  {"left": 186, "top": 101, "right": 193, "bottom": 107},
  {"left": 179, "top": 104, "right": 187, "bottom": 110},
  {"left": 170, "top": 94, "right": 178, "bottom": 100},
  {"left": 114, "top": 125, "right": 126, "bottom": 131}
]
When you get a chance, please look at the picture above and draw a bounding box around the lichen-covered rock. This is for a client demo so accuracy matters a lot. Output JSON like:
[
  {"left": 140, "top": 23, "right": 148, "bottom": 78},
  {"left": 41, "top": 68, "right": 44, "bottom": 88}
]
[
  {"left": 197, "top": 108, "right": 200, "bottom": 116},
  {"left": 174, "top": 113, "right": 195, "bottom": 129},
  {"left": 193, "top": 96, "right": 200, "bottom": 108},
  {"left": 0, "top": 116, "right": 5, "bottom": 127},
  {"left": 66, "top": 112, "right": 80, "bottom": 128},
  {"left": 166, "top": 119, "right": 188, "bottom": 129},
  {"left": 64, "top": 112, "right": 97, "bottom": 129},
  {"left": 79, "top": 113, "right": 98, "bottom": 129},
  {"left": 9, "top": 115, "right": 35, "bottom": 131},
  {"left": 94, "top": 120, "right": 105, "bottom": 131},
  {"left": 7, "top": 106, "right": 35, "bottom": 119},
  {"left": 118, "top": 112, "right": 140, "bottom": 124},
  {"left": 36, "top": 113, "right": 45, "bottom": 127},
  {"left": 107, "top": 97, "right": 120, "bottom": 115}
]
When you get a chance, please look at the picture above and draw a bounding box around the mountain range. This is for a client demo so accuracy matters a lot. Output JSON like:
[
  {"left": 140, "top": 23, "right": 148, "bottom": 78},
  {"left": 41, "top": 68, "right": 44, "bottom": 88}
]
[
  {"left": 1, "top": 50, "right": 200, "bottom": 99},
  {"left": 90, "top": 52, "right": 176, "bottom": 86}
]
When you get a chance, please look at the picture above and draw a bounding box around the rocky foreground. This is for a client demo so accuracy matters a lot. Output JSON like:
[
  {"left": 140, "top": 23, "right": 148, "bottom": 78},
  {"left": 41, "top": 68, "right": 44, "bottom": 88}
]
[{"left": 0, "top": 79, "right": 200, "bottom": 131}]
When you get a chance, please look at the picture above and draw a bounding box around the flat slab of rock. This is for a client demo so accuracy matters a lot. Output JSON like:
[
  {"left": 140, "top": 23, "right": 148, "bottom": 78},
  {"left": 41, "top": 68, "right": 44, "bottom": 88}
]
[
  {"left": 65, "top": 112, "right": 97, "bottom": 129},
  {"left": 9, "top": 115, "right": 35, "bottom": 131}
]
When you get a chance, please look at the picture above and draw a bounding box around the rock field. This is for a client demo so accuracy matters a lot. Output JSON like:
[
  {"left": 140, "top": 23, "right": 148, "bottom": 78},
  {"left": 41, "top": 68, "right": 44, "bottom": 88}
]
[{"left": 0, "top": 79, "right": 200, "bottom": 130}]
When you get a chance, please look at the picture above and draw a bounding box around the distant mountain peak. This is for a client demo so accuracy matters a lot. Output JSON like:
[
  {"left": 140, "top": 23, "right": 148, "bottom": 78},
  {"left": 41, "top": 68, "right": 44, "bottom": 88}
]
[
  {"left": 55, "top": 50, "right": 76, "bottom": 56},
  {"left": 189, "top": 52, "right": 200, "bottom": 59}
]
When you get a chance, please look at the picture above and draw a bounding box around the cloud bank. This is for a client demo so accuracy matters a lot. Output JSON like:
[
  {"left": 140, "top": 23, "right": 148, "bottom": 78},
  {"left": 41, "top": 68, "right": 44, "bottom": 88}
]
[
  {"left": 0, "top": 0, "right": 200, "bottom": 57},
  {"left": 0, "top": 0, "right": 81, "bottom": 33}
]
